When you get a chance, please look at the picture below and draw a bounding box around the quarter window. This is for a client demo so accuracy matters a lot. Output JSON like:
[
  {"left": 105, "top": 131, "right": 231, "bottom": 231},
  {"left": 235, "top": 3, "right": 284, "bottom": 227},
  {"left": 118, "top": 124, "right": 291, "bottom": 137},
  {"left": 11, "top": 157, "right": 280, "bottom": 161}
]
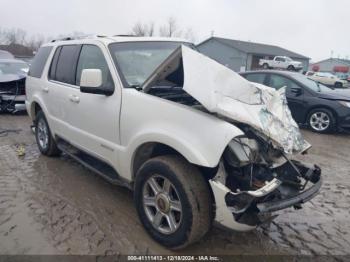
[
  {"left": 244, "top": 73, "right": 266, "bottom": 84},
  {"left": 75, "top": 45, "right": 113, "bottom": 89},
  {"left": 28, "top": 46, "right": 53, "bottom": 78}
]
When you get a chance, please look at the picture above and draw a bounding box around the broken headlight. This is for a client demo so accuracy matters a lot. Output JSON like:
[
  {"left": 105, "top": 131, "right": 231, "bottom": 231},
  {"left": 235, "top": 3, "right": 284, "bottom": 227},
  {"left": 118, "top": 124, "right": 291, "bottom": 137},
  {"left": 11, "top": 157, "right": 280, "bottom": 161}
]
[{"left": 224, "top": 136, "right": 260, "bottom": 167}]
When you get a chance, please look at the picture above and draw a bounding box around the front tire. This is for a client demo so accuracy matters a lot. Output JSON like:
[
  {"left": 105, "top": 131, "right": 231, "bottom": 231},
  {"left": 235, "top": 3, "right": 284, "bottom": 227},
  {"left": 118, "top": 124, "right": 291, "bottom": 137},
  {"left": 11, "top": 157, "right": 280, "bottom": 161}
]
[
  {"left": 35, "top": 111, "right": 60, "bottom": 156},
  {"left": 134, "top": 155, "right": 212, "bottom": 249},
  {"left": 307, "top": 108, "right": 335, "bottom": 133}
]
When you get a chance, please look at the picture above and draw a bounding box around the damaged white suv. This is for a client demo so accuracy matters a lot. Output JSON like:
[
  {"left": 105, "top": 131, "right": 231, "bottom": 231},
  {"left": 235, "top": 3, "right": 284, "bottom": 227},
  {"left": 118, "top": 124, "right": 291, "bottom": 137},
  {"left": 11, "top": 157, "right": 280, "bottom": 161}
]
[{"left": 26, "top": 36, "right": 322, "bottom": 249}]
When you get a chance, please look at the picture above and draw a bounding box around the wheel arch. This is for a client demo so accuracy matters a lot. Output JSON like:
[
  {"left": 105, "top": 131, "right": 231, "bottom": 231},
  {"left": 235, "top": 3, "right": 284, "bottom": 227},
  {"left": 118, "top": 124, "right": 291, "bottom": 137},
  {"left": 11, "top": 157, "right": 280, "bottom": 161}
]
[
  {"left": 131, "top": 141, "right": 220, "bottom": 181},
  {"left": 28, "top": 97, "right": 49, "bottom": 121}
]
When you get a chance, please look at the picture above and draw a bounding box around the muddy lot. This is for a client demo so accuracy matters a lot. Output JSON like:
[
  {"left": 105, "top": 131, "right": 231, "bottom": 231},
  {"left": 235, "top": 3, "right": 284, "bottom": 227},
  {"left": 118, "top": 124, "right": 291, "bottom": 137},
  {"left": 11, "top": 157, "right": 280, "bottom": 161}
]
[{"left": 0, "top": 114, "right": 350, "bottom": 257}]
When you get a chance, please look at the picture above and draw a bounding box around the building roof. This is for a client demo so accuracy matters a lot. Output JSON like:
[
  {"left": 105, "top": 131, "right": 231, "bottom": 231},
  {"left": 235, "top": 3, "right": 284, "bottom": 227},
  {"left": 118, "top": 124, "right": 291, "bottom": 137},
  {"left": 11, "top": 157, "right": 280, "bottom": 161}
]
[
  {"left": 311, "top": 58, "right": 350, "bottom": 66},
  {"left": 197, "top": 37, "right": 309, "bottom": 59}
]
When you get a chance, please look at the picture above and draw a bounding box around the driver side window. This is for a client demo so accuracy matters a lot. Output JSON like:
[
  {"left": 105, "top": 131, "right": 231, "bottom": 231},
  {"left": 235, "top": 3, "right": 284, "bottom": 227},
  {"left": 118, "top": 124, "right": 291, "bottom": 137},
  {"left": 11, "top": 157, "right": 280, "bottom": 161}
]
[
  {"left": 268, "top": 74, "right": 301, "bottom": 95},
  {"left": 76, "top": 45, "right": 114, "bottom": 89}
]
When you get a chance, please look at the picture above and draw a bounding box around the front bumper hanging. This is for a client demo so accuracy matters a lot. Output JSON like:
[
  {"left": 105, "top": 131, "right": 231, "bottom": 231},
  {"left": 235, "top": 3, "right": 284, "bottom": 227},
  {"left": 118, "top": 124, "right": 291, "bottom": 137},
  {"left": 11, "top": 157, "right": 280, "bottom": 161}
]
[{"left": 209, "top": 161, "right": 322, "bottom": 231}]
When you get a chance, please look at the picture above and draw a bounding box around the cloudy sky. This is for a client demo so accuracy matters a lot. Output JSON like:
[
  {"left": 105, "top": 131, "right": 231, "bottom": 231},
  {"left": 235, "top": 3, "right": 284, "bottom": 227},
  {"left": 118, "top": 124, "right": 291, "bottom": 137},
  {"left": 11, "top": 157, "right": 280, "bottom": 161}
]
[{"left": 0, "top": 0, "right": 349, "bottom": 62}]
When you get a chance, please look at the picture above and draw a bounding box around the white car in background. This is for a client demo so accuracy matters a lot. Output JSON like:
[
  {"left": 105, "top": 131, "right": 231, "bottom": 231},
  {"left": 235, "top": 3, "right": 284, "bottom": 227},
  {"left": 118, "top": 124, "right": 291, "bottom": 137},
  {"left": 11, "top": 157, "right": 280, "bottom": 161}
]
[
  {"left": 306, "top": 72, "right": 348, "bottom": 88},
  {"left": 259, "top": 56, "right": 303, "bottom": 71}
]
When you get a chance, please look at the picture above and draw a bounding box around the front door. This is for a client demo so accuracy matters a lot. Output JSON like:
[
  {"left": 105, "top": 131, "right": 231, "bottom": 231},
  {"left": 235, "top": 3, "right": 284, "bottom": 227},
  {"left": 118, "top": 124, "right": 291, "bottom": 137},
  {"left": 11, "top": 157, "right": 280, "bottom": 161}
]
[{"left": 66, "top": 43, "right": 122, "bottom": 167}]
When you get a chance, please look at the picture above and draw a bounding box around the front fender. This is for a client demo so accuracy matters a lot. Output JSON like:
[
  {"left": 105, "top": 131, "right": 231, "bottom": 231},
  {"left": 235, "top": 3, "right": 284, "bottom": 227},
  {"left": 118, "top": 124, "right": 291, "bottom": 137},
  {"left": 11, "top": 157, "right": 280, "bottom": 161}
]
[{"left": 119, "top": 89, "right": 244, "bottom": 180}]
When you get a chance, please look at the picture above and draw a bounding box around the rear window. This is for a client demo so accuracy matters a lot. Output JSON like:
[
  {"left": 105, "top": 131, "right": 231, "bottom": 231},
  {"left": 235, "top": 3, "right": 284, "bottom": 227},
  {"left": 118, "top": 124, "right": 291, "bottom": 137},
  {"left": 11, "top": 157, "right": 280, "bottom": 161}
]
[
  {"left": 28, "top": 46, "right": 53, "bottom": 78},
  {"left": 51, "top": 45, "right": 81, "bottom": 85}
]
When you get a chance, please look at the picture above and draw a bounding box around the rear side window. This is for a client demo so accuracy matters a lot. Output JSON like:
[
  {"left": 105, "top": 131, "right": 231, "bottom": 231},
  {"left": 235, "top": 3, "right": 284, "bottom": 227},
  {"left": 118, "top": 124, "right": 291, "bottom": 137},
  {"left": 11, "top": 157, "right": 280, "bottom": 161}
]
[
  {"left": 28, "top": 46, "right": 53, "bottom": 78},
  {"left": 244, "top": 73, "right": 266, "bottom": 84},
  {"left": 51, "top": 45, "right": 81, "bottom": 85},
  {"left": 48, "top": 46, "right": 61, "bottom": 80}
]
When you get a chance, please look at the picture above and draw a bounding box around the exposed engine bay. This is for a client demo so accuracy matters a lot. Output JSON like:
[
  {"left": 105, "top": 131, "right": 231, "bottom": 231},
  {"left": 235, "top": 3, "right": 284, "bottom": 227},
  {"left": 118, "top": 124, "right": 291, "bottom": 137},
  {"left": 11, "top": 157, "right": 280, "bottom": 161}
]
[
  {"left": 212, "top": 128, "right": 321, "bottom": 229},
  {"left": 142, "top": 45, "right": 322, "bottom": 230}
]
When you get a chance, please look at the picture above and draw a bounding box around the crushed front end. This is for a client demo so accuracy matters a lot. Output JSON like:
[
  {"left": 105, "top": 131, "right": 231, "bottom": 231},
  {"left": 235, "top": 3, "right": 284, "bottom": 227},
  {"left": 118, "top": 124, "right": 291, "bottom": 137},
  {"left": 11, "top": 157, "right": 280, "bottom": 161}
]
[
  {"left": 209, "top": 128, "right": 322, "bottom": 231},
  {"left": 0, "top": 78, "right": 26, "bottom": 113}
]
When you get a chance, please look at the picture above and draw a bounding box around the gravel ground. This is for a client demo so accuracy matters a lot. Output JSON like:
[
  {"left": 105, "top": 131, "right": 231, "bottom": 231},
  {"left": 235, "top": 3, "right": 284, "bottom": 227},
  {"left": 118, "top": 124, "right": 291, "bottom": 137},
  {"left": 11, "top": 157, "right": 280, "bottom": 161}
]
[{"left": 0, "top": 114, "right": 349, "bottom": 258}]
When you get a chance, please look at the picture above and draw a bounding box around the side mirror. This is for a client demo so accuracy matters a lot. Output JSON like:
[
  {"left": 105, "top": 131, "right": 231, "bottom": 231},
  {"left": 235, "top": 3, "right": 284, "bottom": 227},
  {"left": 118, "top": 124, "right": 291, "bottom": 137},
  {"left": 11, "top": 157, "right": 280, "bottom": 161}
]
[
  {"left": 291, "top": 87, "right": 302, "bottom": 96},
  {"left": 80, "top": 69, "right": 113, "bottom": 96}
]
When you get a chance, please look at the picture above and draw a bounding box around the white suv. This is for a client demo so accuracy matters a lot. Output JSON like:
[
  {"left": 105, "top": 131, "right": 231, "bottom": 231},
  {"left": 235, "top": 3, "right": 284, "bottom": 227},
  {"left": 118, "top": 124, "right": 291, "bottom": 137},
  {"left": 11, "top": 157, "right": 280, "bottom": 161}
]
[{"left": 25, "top": 36, "right": 322, "bottom": 249}]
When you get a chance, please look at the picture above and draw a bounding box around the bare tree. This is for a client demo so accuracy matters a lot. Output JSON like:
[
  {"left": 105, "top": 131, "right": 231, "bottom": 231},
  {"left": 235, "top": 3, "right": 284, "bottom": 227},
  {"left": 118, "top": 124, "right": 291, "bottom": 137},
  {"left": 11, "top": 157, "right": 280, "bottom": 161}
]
[
  {"left": 27, "top": 34, "right": 46, "bottom": 50},
  {"left": 148, "top": 22, "right": 155, "bottom": 36},
  {"left": 0, "top": 28, "right": 27, "bottom": 45},
  {"left": 159, "top": 17, "right": 179, "bottom": 37},
  {"left": 183, "top": 28, "right": 196, "bottom": 42},
  {"left": 131, "top": 21, "right": 155, "bottom": 36}
]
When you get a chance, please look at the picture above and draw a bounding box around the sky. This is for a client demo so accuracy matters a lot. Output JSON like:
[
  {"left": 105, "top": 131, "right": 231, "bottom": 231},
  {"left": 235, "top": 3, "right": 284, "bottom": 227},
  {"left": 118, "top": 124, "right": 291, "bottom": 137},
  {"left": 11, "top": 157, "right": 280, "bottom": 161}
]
[{"left": 0, "top": 0, "right": 349, "bottom": 62}]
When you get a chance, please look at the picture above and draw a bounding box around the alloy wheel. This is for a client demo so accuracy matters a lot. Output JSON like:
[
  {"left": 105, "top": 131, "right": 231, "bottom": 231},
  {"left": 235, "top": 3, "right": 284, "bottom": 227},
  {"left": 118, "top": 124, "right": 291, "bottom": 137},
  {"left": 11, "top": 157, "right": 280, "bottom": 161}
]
[
  {"left": 310, "top": 112, "right": 330, "bottom": 131},
  {"left": 37, "top": 118, "right": 49, "bottom": 149},
  {"left": 142, "top": 175, "right": 182, "bottom": 235}
]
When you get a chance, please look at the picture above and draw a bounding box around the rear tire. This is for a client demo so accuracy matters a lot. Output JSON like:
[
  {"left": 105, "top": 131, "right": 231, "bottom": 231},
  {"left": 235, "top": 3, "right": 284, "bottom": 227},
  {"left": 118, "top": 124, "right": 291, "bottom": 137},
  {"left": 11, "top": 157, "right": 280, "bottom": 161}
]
[
  {"left": 334, "top": 82, "right": 343, "bottom": 88},
  {"left": 287, "top": 65, "right": 295, "bottom": 71},
  {"left": 263, "top": 63, "right": 269, "bottom": 69},
  {"left": 307, "top": 108, "right": 335, "bottom": 133},
  {"left": 134, "top": 155, "right": 212, "bottom": 249},
  {"left": 35, "top": 111, "right": 61, "bottom": 156}
]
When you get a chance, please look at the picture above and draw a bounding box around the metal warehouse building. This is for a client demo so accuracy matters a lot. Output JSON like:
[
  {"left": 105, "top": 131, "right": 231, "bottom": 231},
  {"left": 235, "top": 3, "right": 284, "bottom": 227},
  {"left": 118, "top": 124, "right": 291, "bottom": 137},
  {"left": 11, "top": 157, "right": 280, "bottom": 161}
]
[
  {"left": 309, "top": 58, "right": 350, "bottom": 79},
  {"left": 196, "top": 37, "right": 310, "bottom": 72}
]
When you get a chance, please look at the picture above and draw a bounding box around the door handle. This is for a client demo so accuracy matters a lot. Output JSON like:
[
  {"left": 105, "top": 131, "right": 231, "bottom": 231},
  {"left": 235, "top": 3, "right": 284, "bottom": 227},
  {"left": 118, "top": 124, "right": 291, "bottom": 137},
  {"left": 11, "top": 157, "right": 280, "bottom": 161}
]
[
  {"left": 42, "top": 87, "right": 49, "bottom": 93},
  {"left": 69, "top": 95, "right": 80, "bottom": 103}
]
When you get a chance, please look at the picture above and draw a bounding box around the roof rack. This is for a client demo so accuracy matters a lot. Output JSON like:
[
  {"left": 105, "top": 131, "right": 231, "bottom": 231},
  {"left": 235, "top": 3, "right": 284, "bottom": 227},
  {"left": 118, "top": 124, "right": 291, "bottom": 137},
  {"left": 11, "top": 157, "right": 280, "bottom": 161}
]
[
  {"left": 51, "top": 35, "right": 107, "bottom": 43},
  {"left": 113, "top": 34, "right": 136, "bottom": 37}
]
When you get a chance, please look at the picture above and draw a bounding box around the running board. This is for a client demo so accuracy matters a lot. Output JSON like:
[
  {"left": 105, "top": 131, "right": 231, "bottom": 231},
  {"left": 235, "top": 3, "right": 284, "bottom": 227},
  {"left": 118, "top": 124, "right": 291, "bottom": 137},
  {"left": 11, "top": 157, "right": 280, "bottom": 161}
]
[{"left": 56, "top": 137, "right": 132, "bottom": 189}]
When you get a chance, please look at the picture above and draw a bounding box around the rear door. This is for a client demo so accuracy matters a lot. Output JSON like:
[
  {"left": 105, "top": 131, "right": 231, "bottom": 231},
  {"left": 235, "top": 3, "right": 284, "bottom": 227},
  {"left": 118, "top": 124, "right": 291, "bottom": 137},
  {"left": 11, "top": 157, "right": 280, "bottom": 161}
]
[
  {"left": 46, "top": 45, "right": 81, "bottom": 139},
  {"left": 266, "top": 73, "right": 306, "bottom": 123},
  {"left": 66, "top": 43, "right": 121, "bottom": 166}
]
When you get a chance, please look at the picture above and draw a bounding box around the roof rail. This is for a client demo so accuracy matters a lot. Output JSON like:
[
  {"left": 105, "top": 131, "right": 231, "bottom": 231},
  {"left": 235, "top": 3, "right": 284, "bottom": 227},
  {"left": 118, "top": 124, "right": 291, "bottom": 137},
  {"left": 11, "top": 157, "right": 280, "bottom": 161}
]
[
  {"left": 51, "top": 37, "right": 73, "bottom": 42},
  {"left": 113, "top": 34, "right": 136, "bottom": 37},
  {"left": 50, "top": 35, "right": 107, "bottom": 43}
]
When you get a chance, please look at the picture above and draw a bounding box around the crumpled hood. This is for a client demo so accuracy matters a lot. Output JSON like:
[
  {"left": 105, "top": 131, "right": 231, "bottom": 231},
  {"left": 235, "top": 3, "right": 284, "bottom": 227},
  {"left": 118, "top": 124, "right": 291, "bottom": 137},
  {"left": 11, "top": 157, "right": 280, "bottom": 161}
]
[{"left": 143, "top": 45, "right": 310, "bottom": 154}]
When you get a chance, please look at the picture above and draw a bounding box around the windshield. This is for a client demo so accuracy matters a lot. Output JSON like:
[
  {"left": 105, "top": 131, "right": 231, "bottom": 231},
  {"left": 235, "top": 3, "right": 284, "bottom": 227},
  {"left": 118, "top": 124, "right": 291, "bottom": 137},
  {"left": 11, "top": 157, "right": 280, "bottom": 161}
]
[
  {"left": 294, "top": 73, "right": 331, "bottom": 92},
  {"left": 109, "top": 41, "right": 191, "bottom": 87},
  {"left": 0, "top": 61, "right": 29, "bottom": 75}
]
